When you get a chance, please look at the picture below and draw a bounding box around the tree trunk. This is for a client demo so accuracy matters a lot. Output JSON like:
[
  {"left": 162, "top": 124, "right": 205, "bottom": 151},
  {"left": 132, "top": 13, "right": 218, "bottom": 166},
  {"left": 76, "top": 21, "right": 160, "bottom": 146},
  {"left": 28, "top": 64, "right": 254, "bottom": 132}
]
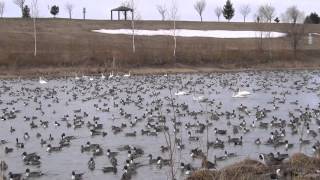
[{"left": 33, "top": 17, "right": 37, "bottom": 56}]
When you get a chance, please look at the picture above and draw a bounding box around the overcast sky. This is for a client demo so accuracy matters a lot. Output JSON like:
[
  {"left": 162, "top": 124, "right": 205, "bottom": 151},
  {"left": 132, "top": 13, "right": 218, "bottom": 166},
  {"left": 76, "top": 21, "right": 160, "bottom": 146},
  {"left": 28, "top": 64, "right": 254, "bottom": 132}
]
[{"left": 2, "top": 0, "right": 319, "bottom": 22}]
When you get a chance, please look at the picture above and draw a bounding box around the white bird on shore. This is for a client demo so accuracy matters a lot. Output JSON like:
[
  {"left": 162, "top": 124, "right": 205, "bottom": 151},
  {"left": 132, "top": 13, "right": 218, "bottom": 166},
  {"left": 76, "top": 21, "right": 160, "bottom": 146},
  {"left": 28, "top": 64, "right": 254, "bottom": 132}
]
[
  {"left": 89, "top": 77, "right": 94, "bottom": 81},
  {"left": 39, "top": 77, "right": 47, "bottom": 84},
  {"left": 109, "top": 71, "right": 114, "bottom": 78},
  {"left": 75, "top": 74, "right": 80, "bottom": 80},
  {"left": 123, "top": 71, "right": 131, "bottom": 77},
  {"left": 232, "top": 89, "right": 251, "bottom": 98},
  {"left": 193, "top": 95, "right": 207, "bottom": 102},
  {"left": 101, "top": 73, "right": 106, "bottom": 79},
  {"left": 175, "top": 91, "right": 188, "bottom": 96}
]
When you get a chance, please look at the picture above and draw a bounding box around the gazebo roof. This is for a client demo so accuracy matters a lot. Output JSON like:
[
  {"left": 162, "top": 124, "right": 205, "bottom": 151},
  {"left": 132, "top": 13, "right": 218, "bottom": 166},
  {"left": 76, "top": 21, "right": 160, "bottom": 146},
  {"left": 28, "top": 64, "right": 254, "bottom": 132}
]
[{"left": 111, "top": 6, "right": 133, "bottom": 12}]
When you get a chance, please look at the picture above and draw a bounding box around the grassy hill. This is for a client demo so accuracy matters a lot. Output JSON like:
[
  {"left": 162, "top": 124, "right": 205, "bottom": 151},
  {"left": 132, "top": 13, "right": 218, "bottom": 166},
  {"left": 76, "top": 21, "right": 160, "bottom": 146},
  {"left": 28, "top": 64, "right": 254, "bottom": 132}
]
[{"left": 0, "top": 18, "right": 320, "bottom": 75}]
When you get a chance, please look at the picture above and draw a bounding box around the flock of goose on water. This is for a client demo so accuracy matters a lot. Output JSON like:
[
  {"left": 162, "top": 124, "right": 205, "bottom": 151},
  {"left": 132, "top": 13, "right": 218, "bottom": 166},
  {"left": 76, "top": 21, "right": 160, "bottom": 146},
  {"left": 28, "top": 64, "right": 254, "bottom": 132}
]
[{"left": 1, "top": 70, "right": 320, "bottom": 180}]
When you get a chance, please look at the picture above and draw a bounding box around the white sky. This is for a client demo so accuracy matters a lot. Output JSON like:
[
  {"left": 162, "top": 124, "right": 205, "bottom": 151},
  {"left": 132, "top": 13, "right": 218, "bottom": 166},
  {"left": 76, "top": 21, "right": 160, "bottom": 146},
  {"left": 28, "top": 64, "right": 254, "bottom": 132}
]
[{"left": 1, "top": 0, "right": 319, "bottom": 22}]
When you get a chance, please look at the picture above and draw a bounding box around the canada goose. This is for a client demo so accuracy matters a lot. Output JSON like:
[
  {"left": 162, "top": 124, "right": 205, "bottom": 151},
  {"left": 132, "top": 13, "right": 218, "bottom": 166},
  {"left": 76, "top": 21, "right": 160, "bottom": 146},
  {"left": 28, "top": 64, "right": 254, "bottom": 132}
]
[
  {"left": 102, "top": 166, "right": 117, "bottom": 174},
  {"left": 25, "top": 168, "right": 44, "bottom": 178},
  {"left": 8, "top": 172, "right": 22, "bottom": 180},
  {"left": 106, "top": 149, "right": 118, "bottom": 158},
  {"left": 147, "top": 154, "right": 157, "bottom": 165},
  {"left": 71, "top": 171, "right": 84, "bottom": 180},
  {"left": 259, "top": 153, "right": 285, "bottom": 166},
  {"left": 201, "top": 156, "right": 216, "bottom": 169},
  {"left": 88, "top": 157, "right": 95, "bottom": 171}
]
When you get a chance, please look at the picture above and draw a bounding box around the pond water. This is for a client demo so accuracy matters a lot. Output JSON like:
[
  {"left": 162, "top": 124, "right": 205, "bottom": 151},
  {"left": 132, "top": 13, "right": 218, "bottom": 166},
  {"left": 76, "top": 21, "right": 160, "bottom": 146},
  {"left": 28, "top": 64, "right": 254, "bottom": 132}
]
[{"left": 0, "top": 70, "right": 320, "bottom": 180}]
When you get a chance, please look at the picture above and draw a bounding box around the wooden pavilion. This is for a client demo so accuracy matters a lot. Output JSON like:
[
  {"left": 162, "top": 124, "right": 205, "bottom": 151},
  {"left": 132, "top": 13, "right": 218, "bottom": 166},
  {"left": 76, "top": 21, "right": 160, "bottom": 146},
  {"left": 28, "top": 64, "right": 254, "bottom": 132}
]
[{"left": 110, "top": 6, "right": 133, "bottom": 20}]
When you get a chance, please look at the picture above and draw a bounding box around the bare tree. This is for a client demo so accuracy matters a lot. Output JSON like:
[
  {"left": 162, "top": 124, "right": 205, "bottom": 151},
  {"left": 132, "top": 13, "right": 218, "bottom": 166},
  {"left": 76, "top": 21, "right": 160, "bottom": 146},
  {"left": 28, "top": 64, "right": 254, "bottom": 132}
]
[
  {"left": 170, "top": 0, "right": 178, "bottom": 58},
  {"left": 214, "top": 6, "right": 222, "bottom": 22},
  {"left": 13, "top": 0, "right": 25, "bottom": 17},
  {"left": 288, "top": 24, "right": 305, "bottom": 57},
  {"left": 257, "top": 4, "right": 275, "bottom": 23},
  {"left": 282, "top": 6, "right": 304, "bottom": 24},
  {"left": 31, "top": 0, "right": 38, "bottom": 56},
  {"left": 121, "top": 0, "right": 141, "bottom": 20},
  {"left": 131, "top": 0, "right": 135, "bottom": 53},
  {"left": 240, "top": 4, "right": 251, "bottom": 22},
  {"left": 156, "top": 4, "right": 167, "bottom": 21},
  {"left": 194, "top": 0, "right": 206, "bottom": 22},
  {"left": 65, "top": 3, "right": 74, "bottom": 19},
  {"left": 0, "top": 1, "right": 4, "bottom": 18}
]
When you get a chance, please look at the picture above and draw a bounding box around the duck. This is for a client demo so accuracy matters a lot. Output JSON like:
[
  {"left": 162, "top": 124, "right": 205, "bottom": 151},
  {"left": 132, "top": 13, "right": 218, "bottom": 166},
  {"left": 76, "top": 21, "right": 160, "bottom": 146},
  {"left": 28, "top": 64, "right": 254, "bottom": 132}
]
[
  {"left": 102, "top": 166, "right": 117, "bottom": 174},
  {"left": 0, "top": 161, "right": 8, "bottom": 171},
  {"left": 71, "top": 171, "right": 84, "bottom": 180},
  {"left": 25, "top": 168, "right": 44, "bottom": 178},
  {"left": 8, "top": 172, "right": 22, "bottom": 180},
  {"left": 180, "top": 162, "right": 194, "bottom": 175},
  {"left": 88, "top": 157, "right": 95, "bottom": 170},
  {"left": 5, "top": 147, "right": 14, "bottom": 154},
  {"left": 22, "top": 152, "right": 40, "bottom": 162},
  {"left": 188, "top": 131, "right": 199, "bottom": 141},
  {"left": 156, "top": 156, "right": 170, "bottom": 168},
  {"left": 106, "top": 149, "right": 118, "bottom": 158},
  {"left": 15, "top": 138, "right": 24, "bottom": 148},
  {"left": 255, "top": 138, "right": 261, "bottom": 145},
  {"left": 147, "top": 154, "right": 157, "bottom": 165},
  {"left": 201, "top": 156, "right": 216, "bottom": 169},
  {"left": 224, "top": 150, "right": 237, "bottom": 158},
  {"left": 23, "top": 133, "right": 30, "bottom": 140},
  {"left": 259, "top": 153, "right": 285, "bottom": 166},
  {"left": 214, "top": 128, "right": 227, "bottom": 135},
  {"left": 46, "top": 144, "right": 62, "bottom": 153}
]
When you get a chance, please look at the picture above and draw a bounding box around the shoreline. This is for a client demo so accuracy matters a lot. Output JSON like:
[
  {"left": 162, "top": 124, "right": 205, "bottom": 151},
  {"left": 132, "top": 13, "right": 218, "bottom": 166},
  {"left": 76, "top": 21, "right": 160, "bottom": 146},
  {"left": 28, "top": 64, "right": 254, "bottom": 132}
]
[{"left": 0, "top": 64, "right": 320, "bottom": 79}]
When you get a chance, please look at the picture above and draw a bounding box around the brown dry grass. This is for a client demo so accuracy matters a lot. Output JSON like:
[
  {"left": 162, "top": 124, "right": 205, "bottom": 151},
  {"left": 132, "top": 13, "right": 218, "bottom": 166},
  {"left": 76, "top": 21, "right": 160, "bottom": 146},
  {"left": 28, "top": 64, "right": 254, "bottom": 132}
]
[
  {"left": 188, "top": 153, "right": 320, "bottom": 180},
  {"left": 0, "top": 18, "right": 320, "bottom": 76}
]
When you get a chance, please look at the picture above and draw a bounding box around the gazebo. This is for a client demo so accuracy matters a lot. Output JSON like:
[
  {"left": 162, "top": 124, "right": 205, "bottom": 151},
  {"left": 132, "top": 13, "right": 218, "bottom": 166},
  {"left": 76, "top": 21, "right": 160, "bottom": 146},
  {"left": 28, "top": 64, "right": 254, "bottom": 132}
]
[{"left": 111, "top": 6, "right": 133, "bottom": 21}]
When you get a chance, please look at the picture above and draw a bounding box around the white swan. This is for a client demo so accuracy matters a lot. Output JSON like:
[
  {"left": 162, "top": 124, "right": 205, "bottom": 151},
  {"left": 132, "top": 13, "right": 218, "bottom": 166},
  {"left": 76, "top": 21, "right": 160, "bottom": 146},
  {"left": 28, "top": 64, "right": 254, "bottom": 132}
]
[
  {"left": 175, "top": 91, "right": 188, "bottom": 96},
  {"left": 193, "top": 95, "right": 207, "bottom": 102},
  {"left": 101, "top": 73, "right": 106, "bottom": 79},
  {"left": 109, "top": 71, "right": 114, "bottom": 78},
  {"left": 75, "top": 74, "right": 80, "bottom": 80},
  {"left": 123, "top": 71, "right": 131, "bottom": 77},
  {"left": 39, "top": 77, "right": 47, "bottom": 84},
  {"left": 232, "top": 89, "right": 251, "bottom": 98}
]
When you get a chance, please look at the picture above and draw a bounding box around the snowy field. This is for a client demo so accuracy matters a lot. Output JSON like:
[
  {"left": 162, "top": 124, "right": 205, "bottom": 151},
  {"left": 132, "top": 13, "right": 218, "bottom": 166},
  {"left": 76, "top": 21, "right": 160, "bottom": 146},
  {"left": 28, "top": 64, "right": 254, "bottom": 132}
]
[{"left": 92, "top": 29, "right": 287, "bottom": 38}]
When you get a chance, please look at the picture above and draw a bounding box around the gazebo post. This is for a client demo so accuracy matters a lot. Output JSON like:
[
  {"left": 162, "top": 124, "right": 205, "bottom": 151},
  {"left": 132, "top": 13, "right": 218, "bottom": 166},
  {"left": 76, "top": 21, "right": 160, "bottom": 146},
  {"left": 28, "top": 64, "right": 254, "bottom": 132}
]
[
  {"left": 125, "top": 11, "right": 127, "bottom": 21},
  {"left": 111, "top": 11, "right": 113, "bottom": 20},
  {"left": 118, "top": 11, "right": 120, "bottom": 20}
]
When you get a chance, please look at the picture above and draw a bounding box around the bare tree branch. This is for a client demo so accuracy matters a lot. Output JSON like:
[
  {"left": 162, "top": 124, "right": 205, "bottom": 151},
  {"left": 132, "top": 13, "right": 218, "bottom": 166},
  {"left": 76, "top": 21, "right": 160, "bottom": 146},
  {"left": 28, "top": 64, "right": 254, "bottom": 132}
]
[
  {"left": 214, "top": 6, "right": 222, "bottom": 22},
  {"left": 156, "top": 4, "right": 167, "bottom": 21},
  {"left": 282, "top": 6, "right": 305, "bottom": 24},
  {"left": 65, "top": 2, "right": 74, "bottom": 19},
  {"left": 194, "top": 0, "right": 206, "bottom": 22},
  {"left": 257, "top": 4, "right": 275, "bottom": 23},
  {"left": 13, "top": 0, "right": 25, "bottom": 16},
  {"left": 240, "top": 4, "right": 251, "bottom": 22},
  {"left": 0, "top": 1, "right": 5, "bottom": 18}
]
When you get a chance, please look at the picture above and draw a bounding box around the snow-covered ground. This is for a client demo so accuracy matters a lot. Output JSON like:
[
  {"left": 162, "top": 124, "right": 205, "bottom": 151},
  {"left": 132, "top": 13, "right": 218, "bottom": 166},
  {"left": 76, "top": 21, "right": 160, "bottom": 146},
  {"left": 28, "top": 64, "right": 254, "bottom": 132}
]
[{"left": 92, "top": 29, "right": 287, "bottom": 38}]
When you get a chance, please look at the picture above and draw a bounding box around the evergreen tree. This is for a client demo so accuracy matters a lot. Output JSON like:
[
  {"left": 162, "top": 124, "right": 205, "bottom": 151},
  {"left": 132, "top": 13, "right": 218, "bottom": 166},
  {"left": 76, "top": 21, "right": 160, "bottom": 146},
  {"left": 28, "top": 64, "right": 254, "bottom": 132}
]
[
  {"left": 223, "top": 0, "right": 234, "bottom": 22},
  {"left": 22, "top": 5, "right": 30, "bottom": 18},
  {"left": 305, "top": 12, "right": 319, "bottom": 24},
  {"left": 50, "top": 5, "right": 59, "bottom": 18}
]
